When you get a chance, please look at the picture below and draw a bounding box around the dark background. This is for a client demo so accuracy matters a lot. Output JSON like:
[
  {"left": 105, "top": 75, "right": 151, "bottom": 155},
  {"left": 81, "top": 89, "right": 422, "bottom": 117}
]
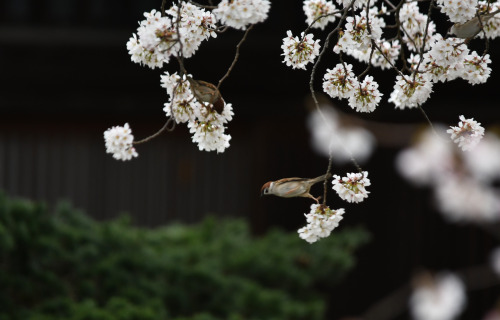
[{"left": 0, "top": 0, "right": 499, "bottom": 319}]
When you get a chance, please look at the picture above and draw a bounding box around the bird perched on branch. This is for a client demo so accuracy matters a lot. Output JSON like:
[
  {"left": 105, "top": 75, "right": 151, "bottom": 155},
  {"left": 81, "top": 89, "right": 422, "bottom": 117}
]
[
  {"left": 187, "top": 77, "right": 225, "bottom": 114},
  {"left": 448, "top": 9, "right": 500, "bottom": 39},
  {"left": 260, "top": 173, "right": 332, "bottom": 203}
]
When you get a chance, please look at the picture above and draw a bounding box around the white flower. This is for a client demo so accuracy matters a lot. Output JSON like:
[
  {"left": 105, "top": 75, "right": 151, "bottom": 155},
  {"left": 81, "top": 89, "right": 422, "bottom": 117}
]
[
  {"left": 332, "top": 171, "right": 371, "bottom": 203},
  {"left": 461, "top": 52, "right": 492, "bottom": 85},
  {"left": 437, "top": 0, "right": 477, "bottom": 23},
  {"left": 348, "top": 75, "right": 382, "bottom": 113},
  {"left": 303, "top": 0, "right": 338, "bottom": 30},
  {"left": 322, "top": 63, "right": 359, "bottom": 99},
  {"left": 389, "top": 73, "right": 433, "bottom": 109},
  {"left": 298, "top": 204, "right": 345, "bottom": 243},
  {"left": 281, "top": 31, "right": 321, "bottom": 70},
  {"left": 447, "top": 115, "right": 485, "bottom": 151},
  {"left": 410, "top": 273, "right": 466, "bottom": 320},
  {"left": 103, "top": 123, "right": 138, "bottom": 161},
  {"left": 213, "top": 0, "right": 270, "bottom": 30}
]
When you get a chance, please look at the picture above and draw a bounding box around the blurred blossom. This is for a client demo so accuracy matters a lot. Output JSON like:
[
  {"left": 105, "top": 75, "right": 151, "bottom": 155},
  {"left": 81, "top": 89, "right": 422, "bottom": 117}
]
[
  {"left": 410, "top": 272, "right": 466, "bottom": 320},
  {"left": 484, "top": 310, "right": 500, "bottom": 320},
  {"left": 307, "top": 104, "right": 375, "bottom": 164},
  {"left": 434, "top": 175, "right": 500, "bottom": 223},
  {"left": 490, "top": 247, "right": 500, "bottom": 277},
  {"left": 396, "top": 127, "right": 500, "bottom": 223},
  {"left": 462, "top": 133, "right": 500, "bottom": 182},
  {"left": 396, "top": 125, "right": 453, "bottom": 186}
]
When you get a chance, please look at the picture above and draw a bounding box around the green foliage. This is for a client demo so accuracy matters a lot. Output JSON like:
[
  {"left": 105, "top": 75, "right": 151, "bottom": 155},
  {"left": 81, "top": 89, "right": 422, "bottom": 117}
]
[{"left": 0, "top": 193, "right": 369, "bottom": 320}]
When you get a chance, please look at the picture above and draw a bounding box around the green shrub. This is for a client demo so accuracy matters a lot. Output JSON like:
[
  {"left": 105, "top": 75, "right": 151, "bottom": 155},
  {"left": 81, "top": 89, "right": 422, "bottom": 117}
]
[{"left": 0, "top": 193, "right": 369, "bottom": 320}]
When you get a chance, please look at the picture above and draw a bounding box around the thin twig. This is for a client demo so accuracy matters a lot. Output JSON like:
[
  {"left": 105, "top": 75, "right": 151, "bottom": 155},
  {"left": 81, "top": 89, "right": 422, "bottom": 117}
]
[
  {"left": 414, "top": 0, "right": 435, "bottom": 80},
  {"left": 303, "top": 10, "right": 343, "bottom": 35},
  {"left": 134, "top": 118, "right": 176, "bottom": 145},
  {"left": 322, "top": 149, "right": 335, "bottom": 206},
  {"left": 187, "top": 0, "right": 217, "bottom": 9},
  {"left": 161, "top": 0, "right": 168, "bottom": 16},
  {"left": 309, "top": 1, "right": 364, "bottom": 175},
  {"left": 417, "top": 105, "right": 448, "bottom": 142},
  {"left": 217, "top": 24, "right": 254, "bottom": 91}
]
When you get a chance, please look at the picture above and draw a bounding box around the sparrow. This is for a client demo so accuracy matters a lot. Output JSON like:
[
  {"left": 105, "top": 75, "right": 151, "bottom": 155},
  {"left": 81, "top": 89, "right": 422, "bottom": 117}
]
[
  {"left": 187, "top": 77, "right": 225, "bottom": 114},
  {"left": 448, "top": 9, "right": 500, "bottom": 39},
  {"left": 260, "top": 173, "right": 332, "bottom": 203}
]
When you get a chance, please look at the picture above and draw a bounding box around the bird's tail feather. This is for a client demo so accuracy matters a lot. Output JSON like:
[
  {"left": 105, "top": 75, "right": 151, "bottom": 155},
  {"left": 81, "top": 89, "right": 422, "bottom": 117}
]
[{"left": 311, "top": 173, "right": 333, "bottom": 184}]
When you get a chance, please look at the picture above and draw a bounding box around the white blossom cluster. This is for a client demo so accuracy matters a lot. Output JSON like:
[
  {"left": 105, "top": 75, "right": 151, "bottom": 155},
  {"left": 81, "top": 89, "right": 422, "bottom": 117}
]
[
  {"left": 447, "top": 115, "right": 485, "bottom": 151},
  {"left": 165, "top": 3, "right": 217, "bottom": 58},
  {"left": 284, "top": 0, "right": 496, "bottom": 118},
  {"left": 126, "top": 0, "right": 271, "bottom": 69},
  {"left": 323, "top": 63, "right": 359, "bottom": 99},
  {"left": 303, "top": 0, "right": 338, "bottom": 30},
  {"left": 161, "top": 72, "right": 233, "bottom": 153},
  {"left": 389, "top": 73, "right": 433, "bottom": 109},
  {"left": 390, "top": 37, "right": 491, "bottom": 106},
  {"left": 410, "top": 273, "right": 466, "bottom": 320},
  {"left": 298, "top": 204, "right": 344, "bottom": 243},
  {"left": 127, "top": 5, "right": 217, "bottom": 69},
  {"left": 126, "top": 10, "right": 178, "bottom": 69},
  {"left": 333, "top": 9, "right": 385, "bottom": 56},
  {"left": 397, "top": 126, "right": 500, "bottom": 223},
  {"left": 462, "top": 52, "right": 492, "bottom": 85},
  {"left": 368, "top": 40, "right": 400, "bottom": 70},
  {"left": 111, "top": 1, "right": 272, "bottom": 159},
  {"left": 281, "top": 31, "right": 321, "bottom": 70},
  {"left": 213, "top": 0, "right": 270, "bottom": 30},
  {"left": 437, "top": 0, "right": 477, "bottom": 23},
  {"left": 477, "top": 1, "right": 500, "bottom": 39},
  {"left": 103, "top": 123, "right": 139, "bottom": 161},
  {"left": 322, "top": 64, "right": 383, "bottom": 112},
  {"left": 400, "top": 2, "right": 436, "bottom": 52},
  {"left": 332, "top": 171, "right": 371, "bottom": 203},
  {"left": 348, "top": 75, "right": 383, "bottom": 112}
]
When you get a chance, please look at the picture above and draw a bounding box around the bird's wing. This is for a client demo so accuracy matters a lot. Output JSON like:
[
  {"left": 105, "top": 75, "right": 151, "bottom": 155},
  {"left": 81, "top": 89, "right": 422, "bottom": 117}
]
[{"left": 276, "top": 180, "right": 309, "bottom": 197}]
